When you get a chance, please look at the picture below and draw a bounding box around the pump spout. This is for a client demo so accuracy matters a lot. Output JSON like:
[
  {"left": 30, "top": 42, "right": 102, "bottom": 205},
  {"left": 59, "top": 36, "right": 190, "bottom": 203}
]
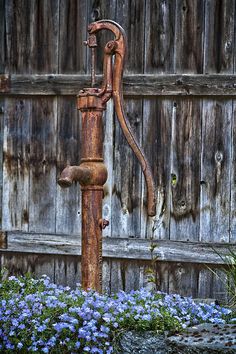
[{"left": 58, "top": 165, "right": 92, "bottom": 188}]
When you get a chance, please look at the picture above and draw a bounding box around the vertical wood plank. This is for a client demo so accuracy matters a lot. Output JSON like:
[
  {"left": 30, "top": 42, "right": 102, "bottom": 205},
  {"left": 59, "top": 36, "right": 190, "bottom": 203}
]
[
  {"left": 54, "top": 255, "right": 81, "bottom": 288},
  {"left": 141, "top": 98, "right": 172, "bottom": 240},
  {"left": 102, "top": 259, "right": 111, "bottom": 294},
  {"left": 30, "top": 0, "right": 59, "bottom": 73},
  {"left": 0, "top": 0, "right": 5, "bottom": 234},
  {"left": 212, "top": 268, "right": 228, "bottom": 303},
  {"left": 28, "top": 98, "right": 57, "bottom": 234},
  {"left": 116, "top": 0, "right": 145, "bottom": 74},
  {"left": 0, "top": 0, "right": 5, "bottom": 73},
  {"left": 124, "top": 261, "right": 142, "bottom": 292},
  {"left": 169, "top": 0, "right": 204, "bottom": 295},
  {"left": 204, "top": 0, "right": 235, "bottom": 74},
  {"left": 111, "top": 99, "right": 142, "bottom": 238},
  {"left": 5, "top": 0, "right": 59, "bottom": 74},
  {"left": 56, "top": 97, "right": 81, "bottom": 235},
  {"left": 59, "top": 0, "right": 87, "bottom": 74},
  {"left": 170, "top": 98, "right": 201, "bottom": 241},
  {"left": 168, "top": 262, "right": 199, "bottom": 298},
  {"left": 198, "top": 268, "right": 213, "bottom": 299},
  {"left": 103, "top": 100, "right": 114, "bottom": 238},
  {"left": 0, "top": 102, "right": 3, "bottom": 229},
  {"left": 1, "top": 253, "right": 55, "bottom": 282},
  {"left": 231, "top": 101, "right": 236, "bottom": 242},
  {"left": 174, "top": 0, "right": 204, "bottom": 73},
  {"left": 2, "top": 98, "right": 31, "bottom": 231},
  {"left": 144, "top": 0, "right": 176, "bottom": 73},
  {"left": 200, "top": 100, "right": 231, "bottom": 243},
  {"left": 230, "top": 16, "right": 236, "bottom": 242},
  {"left": 200, "top": 0, "right": 235, "bottom": 296},
  {"left": 110, "top": 260, "right": 124, "bottom": 293}
]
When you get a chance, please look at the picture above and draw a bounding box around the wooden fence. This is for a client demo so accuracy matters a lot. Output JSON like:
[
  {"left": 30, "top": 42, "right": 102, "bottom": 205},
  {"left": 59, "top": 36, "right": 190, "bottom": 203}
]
[{"left": 0, "top": 0, "right": 236, "bottom": 300}]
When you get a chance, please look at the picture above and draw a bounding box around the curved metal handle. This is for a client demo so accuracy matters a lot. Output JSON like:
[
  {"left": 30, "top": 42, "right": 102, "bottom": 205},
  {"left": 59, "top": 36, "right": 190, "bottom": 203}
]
[{"left": 88, "top": 20, "right": 156, "bottom": 216}]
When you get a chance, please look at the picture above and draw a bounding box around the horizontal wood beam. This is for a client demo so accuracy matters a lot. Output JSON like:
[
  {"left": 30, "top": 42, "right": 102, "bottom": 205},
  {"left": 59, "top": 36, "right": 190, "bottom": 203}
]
[
  {"left": 0, "top": 74, "right": 236, "bottom": 96},
  {"left": 1, "top": 231, "right": 236, "bottom": 264}
]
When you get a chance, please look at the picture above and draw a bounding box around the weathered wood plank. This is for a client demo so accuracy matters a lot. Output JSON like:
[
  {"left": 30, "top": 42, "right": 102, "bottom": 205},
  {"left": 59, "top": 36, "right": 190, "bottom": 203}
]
[
  {"left": 28, "top": 98, "right": 57, "bottom": 233},
  {"left": 168, "top": 262, "right": 199, "bottom": 297},
  {"left": 174, "top": 0, "right": 204, "bottom": 73},
  {"left": 56, "top": 96, "right": 81, "bottom": 235},
  {"left": 0, "top": 252, "right": 55, "bottom": 282},
  {"left": 231, "top": 100, "right": 236, "bottom": 242},
  {"left": 3, "top": 74, "right": 236, "bottom": 96},
  {"left": 54, "top": 255, "right": 81, "bottom": 287},
  {"left": 170, "top": 98, "right": 201, "bottom": 241},
  {"left": 2, "top": 98, "right": 31, "bottom": 231},
  {"left": 116, "top": 0, "right": 145, "bottom": 74},
  {"left": 0, "top": 0, "right": 5, "bottom": 73},
  {"left": 200, "top": 100, "right": 232, "bottom": 242},
  {"left": 144, "top": 0, "right": 175, "bottom": 73},
  {"left": 59, "top": 0, "right": 87, "bottom": 74},
  {"left": 0, "top": 0, "right": 5, "bottom": 230},
  {"left": 204, "top": 0, "right": 235, "bottom": 74},
  {"left": 141, "top": 98, "right": 172, "bottom": 240},
  {"left": 200, "top": 0, "right": 235, "bottom": 293},
  {"left": 112, "top": 99, "right": 142, "bottom": 238},
  {"left": 102, "top": 100, "right": 114, "bottom": 238},
  {"left": 198, "top": 268, "right": 214, "bottom": 299},
  {"left": 0, "top": 100, "right": 3, "bottom": 228},
  {"left": 5, "top": 0, "right": 59, "bottom": 74},
  {"left": 4, "top": 231, "right": 236, "bottom": 265}
]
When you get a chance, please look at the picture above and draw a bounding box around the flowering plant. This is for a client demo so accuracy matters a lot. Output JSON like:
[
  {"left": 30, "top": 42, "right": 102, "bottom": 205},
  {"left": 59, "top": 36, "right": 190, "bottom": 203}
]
[{"left": 0, "top": 271, "right": 232, "bottom": 353}]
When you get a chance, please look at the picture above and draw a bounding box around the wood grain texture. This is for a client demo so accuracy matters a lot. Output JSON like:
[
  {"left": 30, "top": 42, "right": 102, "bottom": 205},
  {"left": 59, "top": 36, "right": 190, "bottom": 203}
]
[
  {"left": 2, "top": 98, "right": 31, "bottom": 231},
  {"left": 0, "top": 0, "right": 236, "bottom": 299},
  {"left": 200, "top": 0, "right": 235, "bottom": 291},
  {"left": 112, "top": 99, "right": 142, "bottom": 238},
  {"left": 5, "top": 0, "right": 59, "bottom": 74},
  {"left": 204, "top": 0, "right": 235, "bottom": 74},
  {"left": 168, "top": 262, "right": 199, "bottom": 298},
  {"left": 56, "top": 96, "right": 81, "bottom": 235},
  {"left": 59, "top": 0, "right": 87, "bottom": 74},
  {"left": 102, "top": 100, "right": 114, "bottom": 238},
  {"left": 231, "top": 100, "right": 236, "bottom": 242},
  {"left": 144, "top": 0, "right": 175, "bottom": 73},
  {"left": 141, "top": 98, "right": 172, "bottom": 240},
  {"left": 200, "top": 100, "right": 232, "bottom": 243},
  {"left": 170, "top": 98, "right": 201, "bottom": 241},
  {"left": 5, "top": 231, "right": 236, "bottom": 265},
  {"left": 174, "top": 0, "right": 204, "bottom": 73},
  {"left": 4, "top": 74, "right": 236, "bottom": 96},
  {"left": 116, "top": 0, "right": 145, "bottom": 74},
  {"left": 28, "top": 98, "right": 57, "bottom": 233},
  {"left": 0, "top": 0, "right": 5, "bottom": 73}
]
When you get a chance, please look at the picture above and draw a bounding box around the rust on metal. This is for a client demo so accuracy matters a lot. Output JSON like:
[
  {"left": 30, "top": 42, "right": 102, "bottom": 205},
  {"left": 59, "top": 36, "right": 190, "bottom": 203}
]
[
  {"left": 58, "top": 20, "right": 156, "bottom": 292},
  {"left": 99, "top": 219, "right": 109, "bottom": 230},
  {"left": 0, "top": 74, "right": 10, "bottom": 93},
  {"left": 0, "top": 231, "right": 7, "bottom": 249}
]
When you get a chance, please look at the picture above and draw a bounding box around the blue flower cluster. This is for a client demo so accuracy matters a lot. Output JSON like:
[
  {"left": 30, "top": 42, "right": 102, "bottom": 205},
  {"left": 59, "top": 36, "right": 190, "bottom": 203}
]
[{"left": 0, "top": 274, "right": 232, "bottom": 353}]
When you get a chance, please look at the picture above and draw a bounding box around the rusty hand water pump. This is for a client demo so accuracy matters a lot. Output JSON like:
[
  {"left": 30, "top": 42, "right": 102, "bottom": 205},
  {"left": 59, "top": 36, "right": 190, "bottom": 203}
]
[{"left": 58, "top": 20, "right": 156, "bottom": 292}]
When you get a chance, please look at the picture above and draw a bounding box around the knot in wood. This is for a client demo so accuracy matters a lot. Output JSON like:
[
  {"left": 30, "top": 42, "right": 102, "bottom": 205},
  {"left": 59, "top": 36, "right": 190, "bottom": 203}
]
[{"left": 215, "top": 151, "right": 223, "bottom": 163}]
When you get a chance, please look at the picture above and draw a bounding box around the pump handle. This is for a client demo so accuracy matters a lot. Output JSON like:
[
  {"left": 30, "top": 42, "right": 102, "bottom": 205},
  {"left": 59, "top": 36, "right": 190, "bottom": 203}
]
[{"left": 87, "top": 20, "right": 156, "bottom": 217}]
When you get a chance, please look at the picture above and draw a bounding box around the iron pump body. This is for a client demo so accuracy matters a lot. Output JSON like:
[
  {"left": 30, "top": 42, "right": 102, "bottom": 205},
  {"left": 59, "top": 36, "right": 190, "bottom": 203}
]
[{"left": 58, "top": 20, "right": 156, "bottom": 292}]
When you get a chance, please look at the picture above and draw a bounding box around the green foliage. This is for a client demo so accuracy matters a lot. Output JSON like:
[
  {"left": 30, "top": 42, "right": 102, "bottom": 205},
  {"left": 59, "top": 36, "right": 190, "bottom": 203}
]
[{"left": 208, "top": 247, "right": 236, "bottom": 307}]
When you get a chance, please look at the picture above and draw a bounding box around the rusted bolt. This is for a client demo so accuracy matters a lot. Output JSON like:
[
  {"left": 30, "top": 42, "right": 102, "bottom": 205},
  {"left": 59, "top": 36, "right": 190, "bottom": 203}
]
[{"left": 99, "top": 219, "right": 109, "bottom": 229}]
